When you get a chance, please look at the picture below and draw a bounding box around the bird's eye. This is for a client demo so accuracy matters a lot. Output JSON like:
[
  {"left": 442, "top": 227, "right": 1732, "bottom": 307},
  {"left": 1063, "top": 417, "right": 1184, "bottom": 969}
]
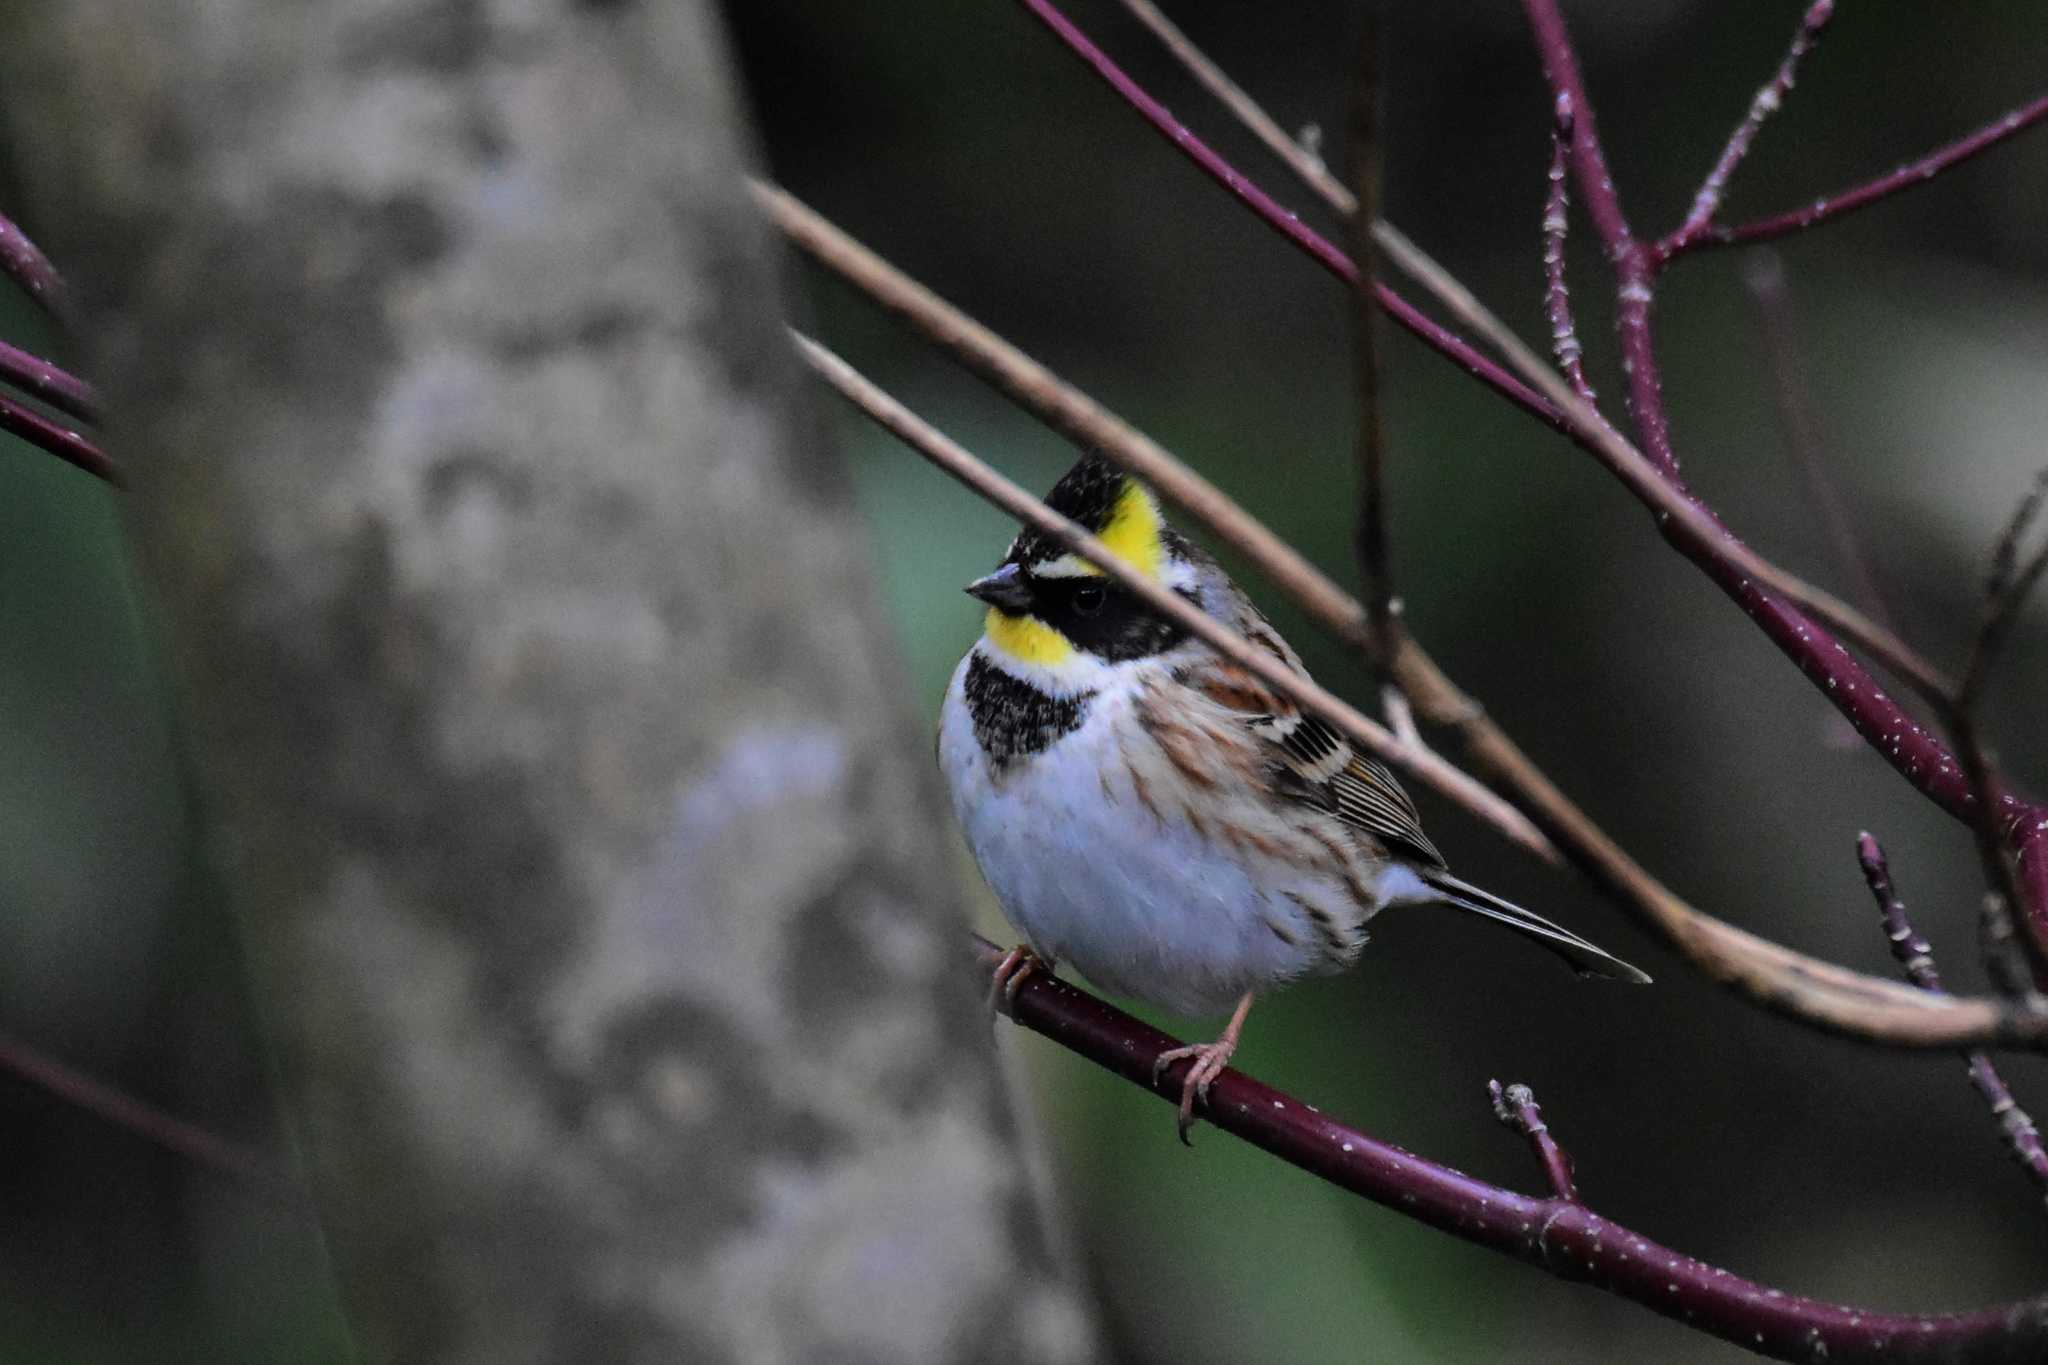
[{"left": 1071, "top": 584, "right": 1106, "bottom": 616}]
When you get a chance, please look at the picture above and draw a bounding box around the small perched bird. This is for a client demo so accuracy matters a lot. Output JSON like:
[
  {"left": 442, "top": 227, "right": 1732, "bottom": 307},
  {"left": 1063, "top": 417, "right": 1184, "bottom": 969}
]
[{"left": 938, "top": 455, "right": 1649, "bottom": 1139}]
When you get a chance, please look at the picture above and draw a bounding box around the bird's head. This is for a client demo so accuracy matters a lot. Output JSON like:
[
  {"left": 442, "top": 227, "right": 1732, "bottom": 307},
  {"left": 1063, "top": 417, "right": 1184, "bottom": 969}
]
[{"left": 966, "top": 456, "right": 1195, "bottom": 677}]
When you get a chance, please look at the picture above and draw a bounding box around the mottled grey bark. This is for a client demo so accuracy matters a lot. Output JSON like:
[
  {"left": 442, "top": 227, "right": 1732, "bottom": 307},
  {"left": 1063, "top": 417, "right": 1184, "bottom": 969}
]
[{"left": 0, "top": 2, "right": 1097, "bottom": 1362}]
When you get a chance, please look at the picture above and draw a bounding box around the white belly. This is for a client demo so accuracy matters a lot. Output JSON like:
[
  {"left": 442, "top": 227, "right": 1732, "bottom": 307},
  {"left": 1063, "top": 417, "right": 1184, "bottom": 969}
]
[{"left": 938, "top": 655, "right": 1359, "bottom": 1018}]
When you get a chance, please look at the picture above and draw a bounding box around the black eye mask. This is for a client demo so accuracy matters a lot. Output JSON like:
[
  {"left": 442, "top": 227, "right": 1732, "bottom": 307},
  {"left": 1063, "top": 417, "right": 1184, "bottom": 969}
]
[{"left": 1026, "top": 575, "right": 1188, "bottom": 662}]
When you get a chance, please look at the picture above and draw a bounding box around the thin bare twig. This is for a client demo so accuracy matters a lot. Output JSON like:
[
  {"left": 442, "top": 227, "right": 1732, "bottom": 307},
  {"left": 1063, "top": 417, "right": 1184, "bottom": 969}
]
[
  {"left": 1666, "top": 0, "right": 1836, "bottom": 253},
  {"left": 1014, "top": 0, "right": 1568, "bottom": 435},
  {"left": 1688, "top": 89, "right": 2048, "bottom": 256},
  {"left": 0, "top": 209, "right": 70, "bottom": 321},
  {"left": 1346, "top": 9, "right": 1398, "bottom": 657},
  {"left": 981, "top": 937, "right": 2048, "bottom": 1363},
  {"left": 757, "top": 181, "right": 1374, "bottom": 650},
  {"left": 1540, "top": 94, "right": 1596, "bottom": 403},
  {"left": 764, "top": 190, "right": 2048, "bottom": 1051},
  {"left": 0, "top": 1030, "right": 294, "bottom": 1197},
  {"left": 1112, "top": 0, "right": 1355, "bottom": 216},
  {"left": 0, "top": 338, "right": 98, "bottom": 423},
  {"left": 1369, "top": 219, "right": 1956, "bottom": 710},
  {"left": 790, "top": 328, "right": 1554, "bottom": 858},
  {"left": 1741, "top": 251, "right": 1898, "bottom": 641},
  {"left": 1025, "top": 0, "right": 2031, "bottom": 878},
  {"left": 1488, "top": 1079, "right": 1577, "bottom": 1202},
  {"left": 1857, "top": 835, "right": 2048, "bottom": 1207},
  {"left": 1951, "top": 471, "right": 2048, "bottom": 976},
  {"left": 0, "top": 389, "right": 118, "bottom": 484}
]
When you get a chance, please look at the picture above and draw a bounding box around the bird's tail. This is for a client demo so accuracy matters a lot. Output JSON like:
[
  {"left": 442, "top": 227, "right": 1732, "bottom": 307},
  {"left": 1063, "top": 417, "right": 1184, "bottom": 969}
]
[{"left": 1422, "top": 872, "right": 1652, "bottom": 984}]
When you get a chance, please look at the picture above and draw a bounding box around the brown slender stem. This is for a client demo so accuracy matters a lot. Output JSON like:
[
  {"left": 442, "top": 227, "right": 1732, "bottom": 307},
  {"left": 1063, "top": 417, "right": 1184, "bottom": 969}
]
[
  {"left": 758, "top": 181, "right": 1374, "bottom": 649},
  {"left": 1858, "top": 835, "right": 2048, "bottom": 1207},
  {"left": 1346, "top": 10, "right": 1397, "bottom": 658},
  {"left": 764, "top": 189, "right": 2048, "bottom": 1052},
  {"left": 981, "top": 937, "right": 2048, "bottom": 1362},
  {"left": 1663, "top": 0, "right": 1836, "bottom": 255},
  {"left": 1016, "top": 0, "right": 2048, "bottom": 914},
  {"left": 1488, "top": 1079, "right": 1577, "bottom": 1202},
  {"left": 790, "top": 328, "right": 1553, "bottom": 858},
  {"left": 1013, "top": 0, "right": 1567, "bottom": 434},
  {"left": 1112, "top": 0, "right": 1355, "bottom": 216}
]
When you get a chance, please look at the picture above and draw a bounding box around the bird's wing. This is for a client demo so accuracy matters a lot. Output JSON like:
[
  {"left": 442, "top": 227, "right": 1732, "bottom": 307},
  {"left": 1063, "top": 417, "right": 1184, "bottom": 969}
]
[{"left": 1183, "top": 615, "right": 1447, "bottom": 870}]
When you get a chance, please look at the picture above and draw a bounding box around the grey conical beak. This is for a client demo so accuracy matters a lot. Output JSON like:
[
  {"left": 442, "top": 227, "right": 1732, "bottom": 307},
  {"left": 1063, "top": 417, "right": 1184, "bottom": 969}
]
[{"left": 964, "top": 563, "right": 1034, "bottom": 613}]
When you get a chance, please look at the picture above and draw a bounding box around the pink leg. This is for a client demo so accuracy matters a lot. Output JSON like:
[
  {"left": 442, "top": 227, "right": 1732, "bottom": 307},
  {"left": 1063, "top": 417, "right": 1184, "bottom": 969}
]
[{"left": 1150, "top": 992, "right": 1255, "bottom": 1144}]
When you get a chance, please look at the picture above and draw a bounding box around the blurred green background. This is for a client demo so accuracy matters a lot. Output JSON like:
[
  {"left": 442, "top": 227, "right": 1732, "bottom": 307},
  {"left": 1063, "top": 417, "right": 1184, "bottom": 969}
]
[{"left": 6, "top": 1, "right": 2048, "bottom": 1360}]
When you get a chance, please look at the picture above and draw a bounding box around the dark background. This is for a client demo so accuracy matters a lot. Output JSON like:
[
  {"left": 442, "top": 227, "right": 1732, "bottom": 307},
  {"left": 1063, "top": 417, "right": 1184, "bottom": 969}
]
[{"left": 5, "top": 1, "right": 2048, "bottom": 1360}]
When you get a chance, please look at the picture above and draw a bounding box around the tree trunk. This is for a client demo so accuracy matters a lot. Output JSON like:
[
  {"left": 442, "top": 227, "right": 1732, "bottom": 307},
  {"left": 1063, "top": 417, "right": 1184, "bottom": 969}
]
[{"left": 0, "top": 2, "right": 1097, "bottom": 1361}]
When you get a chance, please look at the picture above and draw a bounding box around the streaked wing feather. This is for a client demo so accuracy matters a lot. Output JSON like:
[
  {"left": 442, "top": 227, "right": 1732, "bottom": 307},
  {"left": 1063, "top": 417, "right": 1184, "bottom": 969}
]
[
  {"left": 1298, "top": 718, "right": 1446, "bottom": 870},
  {"left": 1191, "top": 641, "right": 1446, "bottom": 869}
]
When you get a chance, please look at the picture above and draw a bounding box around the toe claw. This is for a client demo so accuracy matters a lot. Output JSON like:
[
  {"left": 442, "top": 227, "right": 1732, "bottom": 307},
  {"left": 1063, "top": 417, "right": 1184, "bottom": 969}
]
[{"left": 987, "top": 945, "right": 1046, "bottom": 1024}]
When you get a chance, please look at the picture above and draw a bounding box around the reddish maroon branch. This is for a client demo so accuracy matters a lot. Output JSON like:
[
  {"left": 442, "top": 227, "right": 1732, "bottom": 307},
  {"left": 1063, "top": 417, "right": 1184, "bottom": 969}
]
[
  {"left": 0, "top": 1030, "right": 292, "bottom": 1195},
  {"left": 1519, "top": 0, "right": 1672, "bottom": 473},
  {"left": 1665, "top": 0, "right": 1836, "bottom": 255},
  {"left": 1683, "top": 89, "right": 2048, "bottom": 256},
  {"left": 0, "top": 209, "right": 69, "bottom": 320},
  {"left": 0, "top": 389, "right": 118, "bottom": 484},
  {"left": 1018, "top": 0, "right": 2048, "bottom": 989},
  {"left": 1540, "top": 94, "right": 1595, "bottom": 403},
  {"left": 1488, "top": 1079, "right": 1578, "bottom": 1202},
  {"left": 1858, "top": 835, "right": 2048, "bottom": 1204},
  {"left": 1012, "top": 0, "right": 1565, "bottom": 436},
  {"left": 0, "top": 338, "right": 98, "bottom": 423},
  {"left": 982, "top": 939, "right": 2048, "bottom": 1362}
]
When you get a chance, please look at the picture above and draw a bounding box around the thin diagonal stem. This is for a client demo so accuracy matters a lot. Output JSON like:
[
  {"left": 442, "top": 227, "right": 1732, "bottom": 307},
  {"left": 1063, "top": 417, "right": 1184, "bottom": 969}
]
[
  {"left": 763, "top": 187, "right": 2048, "bottom": 1051},
  {"left": 1666, "top": 0, "right": 1836, "bottom": 253},
  {"left": 983, "top": 938, "right": 2048, "bottom": 1363},
  {"left": 0, "top": 338, "right": 98, "bottom": 423},
  {"left": 791, "top": 329, "right": 1553, "bottom": 858},
  {"left": 1370, "top": 220, "right": 1955, "bottom": 711},
  {"left": 1014, "top": 0, "right": 1565, "bottom": 433},
  {"left": 1113, "top": 0, "right": 1355, "bottom": 216},
  {"left": 1030, "top": 0, "right": 2003, "bottom": 848},
  {"left": 757, "top": 181, "right": 1374, "bottom": 649},
  {"left": 0, "top": 209, "right": 69, "bottom": 320},
  {"left": 1858, "top": 835, "right": 2048, "bottom": 1207},
  {"left": 1688, "top": 89, "right": 2048, "bottom": 256},
  {"left": 0, "top": 389, "right": 118, "bottom": 484},
  {"left": 0, "top": 1030, "right": 293, "bottom": 1196},
  {"left": 1741, "top": 251, "right": 1897, "bottom": 638}
]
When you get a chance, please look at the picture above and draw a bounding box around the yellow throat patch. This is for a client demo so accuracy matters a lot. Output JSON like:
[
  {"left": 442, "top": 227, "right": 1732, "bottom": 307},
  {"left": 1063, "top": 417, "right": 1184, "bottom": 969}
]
[{"left": 982, "top": 479, "right": 1166, "bottom": 668}]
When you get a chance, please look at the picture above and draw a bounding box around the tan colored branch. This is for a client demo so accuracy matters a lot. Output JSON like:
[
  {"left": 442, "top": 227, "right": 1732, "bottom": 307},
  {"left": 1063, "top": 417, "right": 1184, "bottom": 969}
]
[
  {"left": 762, "top": 188, "right": 2048, "bottom": 1051},
  {"left": 791, "top": 329, "right": 1551, "bottom": 860}
]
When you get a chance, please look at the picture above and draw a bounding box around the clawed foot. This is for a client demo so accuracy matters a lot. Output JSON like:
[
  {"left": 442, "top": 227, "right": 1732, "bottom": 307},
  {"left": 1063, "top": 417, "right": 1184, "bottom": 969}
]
[
  {"left": 1152, "top": 1037, "right": 1238, "bottom": 1144},
  {"left": 987, "top": 944, "right": 1048, "bottom": 1023},
  {"left": 1150, "top": 991, "right": 1256, "bottom": 1145}
]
